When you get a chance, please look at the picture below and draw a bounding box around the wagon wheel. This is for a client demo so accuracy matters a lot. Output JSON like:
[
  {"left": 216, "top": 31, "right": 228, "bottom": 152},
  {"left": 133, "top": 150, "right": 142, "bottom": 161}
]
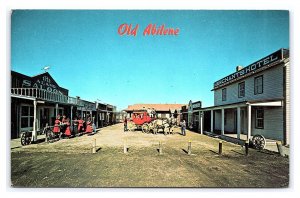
[
  {"left": 148, "top": 122, "right": 154, "bottom": 134},
  {"left": 142, "top": 123, "right": 149, "bottom": 133},
  {"left": 127, "top": 122, "right": 135, "bottom": 131},
  {"left": 252, "top": 134, "right": 266, "bottom": 150},
  {"left": 45, "top": 128, "right": 53, "bottom": 142},
  {"left": 170, "top": 126, "right": 176, "bottom": 135},
  {"left": 25, "top": 136, "right": 32, "bottom": 145},
  {"left": 20, "top": 132, "right": 27, "bottom": 146}
]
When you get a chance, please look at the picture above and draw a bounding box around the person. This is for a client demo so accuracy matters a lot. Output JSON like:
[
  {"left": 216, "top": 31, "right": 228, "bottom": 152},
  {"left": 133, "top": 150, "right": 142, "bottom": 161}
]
[
  {"left": 85, "top": 118, "right": 93, "bottom": 134},
  {"left": 61, "top": 115, "right": 68, "bottom": 138},
  {"left": 181, "top": 119, "right": 186, "bottom": 136},
  {"left": 64, "top": 118, "right": 72, "bottom": 138},
  {"left": 73, "top": 116, "right": 79, "bottom": 136},
  {"left": 53, "top": 115, "right": 61, "bottom": 138},
  {"left": 124, "top": 117, "right": 128, "bottom": 132},
  {"left": 77, "top": 116, "right": 85, "bottom": 135}
]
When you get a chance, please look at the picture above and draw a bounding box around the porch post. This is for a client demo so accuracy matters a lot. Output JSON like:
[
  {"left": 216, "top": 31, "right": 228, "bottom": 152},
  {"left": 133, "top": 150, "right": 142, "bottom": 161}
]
[
  {"left": 200, "top": 111, "right": 203, "bottom": 135},
  {"left": 32, "top": 100, "right": 37, "bottom": 142},
  {"left": 55, "top": 103, "right": 58, "bottom": 116},
  {"left": 247, "top": 104, "right": 252, "bottom": 142},
  {"left": 210, "top": 110, "right": 214, "bottom": 133},
  {"left": 221, "top": 109, "right": 225, "bottom": 135},
  {"left": 237, "top": 107, "right": 241, "bottom": 139},
  {"left": 70, "top": 106, "right": 73, "bottom": 121}
]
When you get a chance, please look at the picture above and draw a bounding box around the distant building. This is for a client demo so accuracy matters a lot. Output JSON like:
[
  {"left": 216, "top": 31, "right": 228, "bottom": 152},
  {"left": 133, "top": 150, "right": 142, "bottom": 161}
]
[
  {"left": 124, "top": 104, "right": 185, "bottom": 122},
  {"left": 181, "top": 100, "right": 202, "bottom": 131}
]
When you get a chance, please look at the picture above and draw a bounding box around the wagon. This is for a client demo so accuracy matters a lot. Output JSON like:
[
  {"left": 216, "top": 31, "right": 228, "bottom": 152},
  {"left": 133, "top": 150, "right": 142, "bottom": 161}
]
[{"left": 127, "top": 109, "right": 178, "bottom": 135}]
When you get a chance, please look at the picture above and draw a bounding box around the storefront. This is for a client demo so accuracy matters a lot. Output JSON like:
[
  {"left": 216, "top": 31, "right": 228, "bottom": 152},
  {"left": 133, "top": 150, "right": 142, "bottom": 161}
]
[
  {"left": 11, "top": 71, "right": 117, "bottom": 140},
  {"left": 186, "top": 100, "right": 202, "bottom": 132},
  {"left": 195, "top": 48, "right": 290, "bottom": 145},
  {"left": 96, "top": 103, "right": 117, "bottom": 128}
]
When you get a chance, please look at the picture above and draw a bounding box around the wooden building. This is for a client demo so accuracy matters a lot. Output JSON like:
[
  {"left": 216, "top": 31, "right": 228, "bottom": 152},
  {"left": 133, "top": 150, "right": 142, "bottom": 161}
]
[
  {"left": 10, "top": 71, "right": 116, "bottom": 140},
  {"left": 194, "top": 48, "right": 290, "bottom": 145}
]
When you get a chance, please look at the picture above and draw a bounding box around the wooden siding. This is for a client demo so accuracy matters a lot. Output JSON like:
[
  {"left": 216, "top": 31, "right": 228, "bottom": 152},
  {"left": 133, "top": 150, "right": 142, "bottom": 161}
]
[
  {"left": 214, "top": 64, "right": 284, "bottom": 106},
  {"left": 251, "top": 107, "right": 284, "bottom": 141},
  {"left": 284, "top": 61, "right": 290, "bottom": 145}
]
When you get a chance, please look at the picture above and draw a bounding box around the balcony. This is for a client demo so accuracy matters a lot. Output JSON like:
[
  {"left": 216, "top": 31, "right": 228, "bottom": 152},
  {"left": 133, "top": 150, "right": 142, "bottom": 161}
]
[{"left": 11, "top": 88, "right": 78, "bottom": 105}]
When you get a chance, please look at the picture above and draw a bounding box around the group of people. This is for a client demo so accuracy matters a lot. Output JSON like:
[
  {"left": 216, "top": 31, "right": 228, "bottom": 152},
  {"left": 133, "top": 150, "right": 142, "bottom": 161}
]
[{"left": 52, "top": 114, "right": 96, "bottom": 139}]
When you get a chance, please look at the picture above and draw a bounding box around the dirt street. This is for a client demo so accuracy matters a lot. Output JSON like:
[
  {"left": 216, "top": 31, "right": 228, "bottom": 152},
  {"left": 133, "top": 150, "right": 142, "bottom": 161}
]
[{"left": 11, "top": 123, "right": 289, "bottom": 188}]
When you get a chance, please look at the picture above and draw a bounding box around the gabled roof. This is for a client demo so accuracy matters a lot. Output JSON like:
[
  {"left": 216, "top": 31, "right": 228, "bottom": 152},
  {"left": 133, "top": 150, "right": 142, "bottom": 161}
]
[
  {"left": 32, "top": 72, "right": 60, "bottom": 88},
  {"left": 124, "top": 104, "right": 186, "bottom": 112}
]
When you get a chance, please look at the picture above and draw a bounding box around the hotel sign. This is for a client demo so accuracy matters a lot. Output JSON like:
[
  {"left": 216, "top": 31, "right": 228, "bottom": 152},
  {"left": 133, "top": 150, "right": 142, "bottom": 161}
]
[{"left": 214, "top": 49, "right": 283, "bottom": 89}]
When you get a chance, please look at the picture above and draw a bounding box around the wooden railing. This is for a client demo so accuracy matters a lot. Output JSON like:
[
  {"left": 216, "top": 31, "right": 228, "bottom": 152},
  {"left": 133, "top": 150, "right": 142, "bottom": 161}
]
[{"left": 11, "top": 88, "right": 78, "bottom": 105}]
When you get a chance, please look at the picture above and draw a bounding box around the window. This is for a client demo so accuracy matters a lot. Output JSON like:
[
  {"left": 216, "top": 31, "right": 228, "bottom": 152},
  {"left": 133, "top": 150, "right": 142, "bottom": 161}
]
[
  {"left": 255, "top": 108, "right": 264, "bottom": 129},
  {"left": 238, "top": 82, "right": 245, "bottom": 98},
  {"left": 254, "top": 75, "right": 263, "bottom": 95},
  {"left": 222, "top": 88, "right": 227, "bottom": 101},
  {"left": 20, "top": 105, "right": 34, "bottom": 128}
]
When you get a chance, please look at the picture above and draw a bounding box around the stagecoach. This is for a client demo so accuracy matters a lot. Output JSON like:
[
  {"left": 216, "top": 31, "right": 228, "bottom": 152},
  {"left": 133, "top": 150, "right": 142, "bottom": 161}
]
[{"left": 127, "top": 109, "right": 178, "bottom": 135}]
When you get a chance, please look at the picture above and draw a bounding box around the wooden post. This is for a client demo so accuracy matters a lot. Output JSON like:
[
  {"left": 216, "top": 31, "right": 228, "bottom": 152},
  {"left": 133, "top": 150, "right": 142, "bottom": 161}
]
[
  {"left": 247, "top": 104, "right": 252, "bottom": 142},
  {"left": 221, "top": 109, "right": 225, "bottom": 135},
  {"left": 276, "top": 141, "right": 285, "bottom": 156},
  {"left": 245, "top": 140, "right": 249, "bottom": 156},
  {"left": 32, "top": 100, "right": 37, "bottom": 143},
  {"left": 159, "top": 141, "right": 162, "bottom": 155},
  {"left": 45, "top": 123, "right": 48, "bottom": 143},
  {"left": 219, "top": 141, "right": 223, "bottom": 155},
  {"left": 124, "top": 140, "right": 128, "bottom": 154},
  {"left": 188, "top": 141, "right": 192, "bottom": 155},
  {"left": 92, "top": 139, "right": 96, "bottom": 154},
  {"left": 237, "top": 107, "right": 241, "bottom": 139}
]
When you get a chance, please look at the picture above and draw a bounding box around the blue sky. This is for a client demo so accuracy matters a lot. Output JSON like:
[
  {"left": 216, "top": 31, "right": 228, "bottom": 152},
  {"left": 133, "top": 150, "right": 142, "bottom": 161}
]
[{"left": 11, "top": 10, "right": 289, "bottom": 110}]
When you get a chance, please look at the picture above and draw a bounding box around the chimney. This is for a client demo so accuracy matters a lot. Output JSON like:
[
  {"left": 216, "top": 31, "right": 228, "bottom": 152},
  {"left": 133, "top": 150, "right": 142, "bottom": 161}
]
[{"left": 236, "top": 65, "right": 243, "bottom": 72}]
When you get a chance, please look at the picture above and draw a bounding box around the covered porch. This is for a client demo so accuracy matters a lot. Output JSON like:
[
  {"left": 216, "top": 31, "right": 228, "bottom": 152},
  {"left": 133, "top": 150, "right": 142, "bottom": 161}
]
[{"left": 196, "top": 99, "right": 285, "bottom": 144}]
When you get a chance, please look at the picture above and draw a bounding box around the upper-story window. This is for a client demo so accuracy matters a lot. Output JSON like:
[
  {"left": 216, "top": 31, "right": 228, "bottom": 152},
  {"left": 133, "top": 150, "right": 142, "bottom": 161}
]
[
  {"left": 254, "top": 75, "right": 263, "bottom": 95},
  {"left": 222, "top": 88, "right": 227, "bottom": 101},
  {"left": 238, "top": 82, "right": 245, "bottom": 98}
]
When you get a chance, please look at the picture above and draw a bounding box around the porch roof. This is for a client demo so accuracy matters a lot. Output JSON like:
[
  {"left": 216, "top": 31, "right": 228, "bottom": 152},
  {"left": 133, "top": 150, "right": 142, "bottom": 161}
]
[{"left": 194, "top": 98, "right": 283, "bottom": 112}]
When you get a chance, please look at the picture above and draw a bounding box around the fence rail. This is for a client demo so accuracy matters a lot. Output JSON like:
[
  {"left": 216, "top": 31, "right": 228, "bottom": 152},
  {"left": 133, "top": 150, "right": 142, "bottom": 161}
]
[{"left": 11, "top": 88, "right": 78, "bottom": 105}]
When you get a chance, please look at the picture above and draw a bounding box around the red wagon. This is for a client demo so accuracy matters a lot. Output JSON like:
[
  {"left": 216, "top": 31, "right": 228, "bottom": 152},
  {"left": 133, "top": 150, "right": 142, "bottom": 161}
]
[
  {"left": 127, "top": 109, "right": 156, "bottom": 132},
  {"left": 127, "top": 109, "right": 177, "bottom": 135}
]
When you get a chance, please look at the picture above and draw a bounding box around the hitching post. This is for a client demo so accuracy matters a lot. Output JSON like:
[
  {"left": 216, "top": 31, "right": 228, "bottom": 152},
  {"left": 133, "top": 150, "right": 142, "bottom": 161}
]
[
  {"left": 124, "top": 139, "right": 128, "bottom": 154},
  {"left": 45, "top": 123, "right": 48, "bottom": 143},
  {"left": 245, "top": 140, "right": 249, "bottom": 156},
  {"left": 159, "top": 141, "right": 162, "bottom": 155},
  {"left": 276, "top": 141, "right": 284, "bottom": 156},
  {"left": 92, "top": 138, "right": 96, "bottom": 154},
  {"left": 188, "top": 141, "right": 192, "bottom": 155},
  {"left": 219, "top": 141, "right": 223, "bottom": 155}
]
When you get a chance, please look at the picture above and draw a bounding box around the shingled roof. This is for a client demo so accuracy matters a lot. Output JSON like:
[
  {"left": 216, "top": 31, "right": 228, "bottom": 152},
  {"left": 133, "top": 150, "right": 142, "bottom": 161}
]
[{"left": 124, "top": 104, "right": 186, "bottom": 112}]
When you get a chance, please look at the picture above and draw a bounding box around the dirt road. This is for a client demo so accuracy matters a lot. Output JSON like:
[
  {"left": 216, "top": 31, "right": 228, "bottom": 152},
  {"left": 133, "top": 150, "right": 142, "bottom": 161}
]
[{"left": 10, "top": 123, "right": 289, "bottom": 188}]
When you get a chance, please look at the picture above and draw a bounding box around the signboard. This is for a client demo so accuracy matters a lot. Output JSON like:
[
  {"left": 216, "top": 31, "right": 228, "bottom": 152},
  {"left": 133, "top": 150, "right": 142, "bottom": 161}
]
[
  {"left": 192, "top": 101, "right": 202, "bottom": 110},
  {"left": 19, "top": 72, "right": 68, "bottom": 95},
  {"left": 213, "top": 49, "right": 283, "bottom": 89},
  {"left": 188, "top": 100, "right": 202, "bottom": 112}
]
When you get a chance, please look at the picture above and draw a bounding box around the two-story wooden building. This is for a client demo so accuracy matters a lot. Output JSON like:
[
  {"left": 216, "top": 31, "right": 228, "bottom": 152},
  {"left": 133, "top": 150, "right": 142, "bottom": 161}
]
[
  {"left": 195, "top": 48, "right": 290, "bottom": 145},
  {"left": 11, "top": 71, "right": 117, "bottom": 140}
]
